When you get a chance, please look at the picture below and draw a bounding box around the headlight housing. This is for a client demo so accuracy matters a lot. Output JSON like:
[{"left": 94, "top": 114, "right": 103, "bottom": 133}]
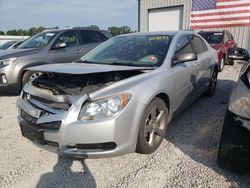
[
  {"left": 0, "top": 57, "right": 17, "bottom": 68},
  {"left": 78, "top": 93, "right": 132, "bottom": 121}
]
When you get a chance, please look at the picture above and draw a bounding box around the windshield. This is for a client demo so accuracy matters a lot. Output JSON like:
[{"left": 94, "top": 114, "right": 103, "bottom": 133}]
[
  {"left": 0, "top": 41, "right": 17, "bottom": 50},
  {"left": 80, "top": 35, "right": 172, "bottom": 67},
  {"left": 199, "top": 32, "right": 223, "bottom": 44},
  {"left": 18, "top": 32, "right": 57, "bottom": 49}
]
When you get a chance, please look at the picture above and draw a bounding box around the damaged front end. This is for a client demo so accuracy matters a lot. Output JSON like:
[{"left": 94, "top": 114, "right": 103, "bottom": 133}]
[
  {"left": 16, "top": 64, "right": 151, "bottom": 155},
  {"left": 228, "top": 64, "right": 250, "bottom": 131}
]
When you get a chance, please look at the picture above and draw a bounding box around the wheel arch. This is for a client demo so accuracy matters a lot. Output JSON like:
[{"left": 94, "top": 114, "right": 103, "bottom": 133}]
[
  {"left": 18, "top": 62, "right": 48, "bottom": 82},
  {"left": 155, "top": 92, "right": 170, "bottom": 111}
]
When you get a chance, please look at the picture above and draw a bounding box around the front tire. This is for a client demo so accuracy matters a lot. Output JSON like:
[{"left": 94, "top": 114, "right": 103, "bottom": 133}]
[
  {"left": 217, "top": 111, "right": 250, "bottom": 174},
  {"left": 22, "top": 71, "right": 42, "bottom": 88},
  {"left": 136, "top": 98, "right": 168, "bottom": 154}
]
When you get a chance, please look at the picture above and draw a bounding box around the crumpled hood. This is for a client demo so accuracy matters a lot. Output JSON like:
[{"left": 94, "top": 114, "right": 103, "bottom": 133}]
[
  {"left": 229, "top": 79, "right": 250, "bottom": 119},
  {"left": 0, "top": 48, "right": 41, "bottom": 60},
  {"left": 209, "top": 43, "right": 221, "bottom": 50},
  {"left": 27, "top": 63, "right": 153, "bottom": 74}
]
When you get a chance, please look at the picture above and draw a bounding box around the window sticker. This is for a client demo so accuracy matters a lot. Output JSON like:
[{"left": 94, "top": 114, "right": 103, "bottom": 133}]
[
  {"left": 139, "top": 55, "right": 158, "bottom": 63},
  {"left": 214, "top": 33, "right": 223, "bottom": 36},
  {"left": 148, "top": 36, "right": 169, "bottom": 41},
  {"left": 59, "top": 36, "right": 76, "bottom": 43},
  {"left": 46, "top": 33, "right": 55, "bottom": 37}
]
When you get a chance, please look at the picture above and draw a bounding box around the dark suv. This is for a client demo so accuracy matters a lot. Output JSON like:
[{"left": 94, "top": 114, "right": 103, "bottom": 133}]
[
  {"left": 0, "top": 28, "right": 112, "bottom": 92},
  {"left": 199, "top": 30, "right": 236, "bottom": 71},
  {"left": 217, "top": 47, "right": 250, "bottom": 174}
]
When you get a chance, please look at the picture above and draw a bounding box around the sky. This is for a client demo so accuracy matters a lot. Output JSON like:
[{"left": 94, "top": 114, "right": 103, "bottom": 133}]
[{"left": 0, "top": 0, "right": 138, "bottom": 32}]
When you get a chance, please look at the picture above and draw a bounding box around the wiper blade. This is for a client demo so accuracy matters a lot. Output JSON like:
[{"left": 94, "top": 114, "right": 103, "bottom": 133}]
[
  {"left": 79, "top": 60, "right": 97, "bottom": 64},
  {"left": 110, "top": 62, "right": 136, "bottom": 66}
]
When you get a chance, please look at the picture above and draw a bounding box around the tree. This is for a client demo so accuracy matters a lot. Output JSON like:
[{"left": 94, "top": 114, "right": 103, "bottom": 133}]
[
  {"left": 36, "top": 26, "right": 46, "bottom": 33},
  {"left": 6, "top": 26, "right": 46, "bottom": 36},
  {"left": 0, "top": 31, "right": 5, "bottom": 35},
  {"left": 86, "top": 25, "right": 99, "bottom": 30},
  {"left": 108, "top": 26, "right": 134, "bottom": 36},
  {"left": 6, "top": 30, "right": 18, "bottom": 35},
  {"left": 27, "top": 27, "right": 37, "bottom": 36}
]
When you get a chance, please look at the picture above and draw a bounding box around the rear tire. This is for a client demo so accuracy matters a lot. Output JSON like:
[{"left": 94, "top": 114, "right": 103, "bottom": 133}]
[
  {"left": 226, "top": 56, "right": 234, "bottom": 65},
  {"left": 217, "top": 111, "right": 250, "bottom": 174},
  {"left": 219, "top": 57, "right": 225, "bottom": 72},
  {"left": 204, "top": 68, "right": 218, "bottom": 97},
  {"left": 136, "top": 98, "right": 168, "bottom": 154}
]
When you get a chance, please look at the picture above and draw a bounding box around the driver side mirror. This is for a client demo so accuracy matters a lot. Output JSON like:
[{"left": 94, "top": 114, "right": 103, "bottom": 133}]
[
  {"left": 54, "top": 42, "right": 67, "bottom": 49},
  {"left": 173, "top": 53, "right": 197, "bottom": 64},
  {"left": 228, "top": 47, "right": 249, "bottom": 61}
]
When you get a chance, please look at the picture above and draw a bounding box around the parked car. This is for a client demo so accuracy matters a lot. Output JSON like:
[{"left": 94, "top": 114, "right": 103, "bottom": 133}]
[
  {"left": 16, "top": 31, "right": 219, "bottom": 158},
  {"left": 0, "top": 40, "right": 19, "bottom": 50},
  {"left": 8, "top": 40, "right": 24, "bottom": 49},
  {"left": 0, "top": 28, "right": 112, "bottom": 93},
  {"left": 217, "top": 47, "right": 250, "bottom": 174},
  {"left": 199, "top": 30, "right": 236, "bottom": 72}
]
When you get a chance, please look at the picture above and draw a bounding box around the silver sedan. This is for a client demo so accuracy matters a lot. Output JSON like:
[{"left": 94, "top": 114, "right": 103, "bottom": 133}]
[{"left": 16, "top": 30, "right": 218, "bottom": 158}]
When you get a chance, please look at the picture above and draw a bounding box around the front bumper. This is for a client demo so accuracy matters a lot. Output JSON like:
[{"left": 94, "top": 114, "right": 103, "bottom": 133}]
[{"left": 16, "top": 85, "right": 145, "bottom": 158}]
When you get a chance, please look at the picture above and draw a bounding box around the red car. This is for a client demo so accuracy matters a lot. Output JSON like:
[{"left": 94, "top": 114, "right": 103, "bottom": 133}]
[{"left": 199, "top": 30, "right": 236, "bottom": 72}]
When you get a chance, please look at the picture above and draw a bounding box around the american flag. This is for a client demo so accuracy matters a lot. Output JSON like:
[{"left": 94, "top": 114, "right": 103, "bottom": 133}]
[{"left": 190, "top": 0, "right": 250, "bottom": 29}]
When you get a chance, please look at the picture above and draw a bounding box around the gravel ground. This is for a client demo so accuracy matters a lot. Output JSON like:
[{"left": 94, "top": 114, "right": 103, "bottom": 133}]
[{"left": 0, "top": 64, "right": 250, "bottom": 188}]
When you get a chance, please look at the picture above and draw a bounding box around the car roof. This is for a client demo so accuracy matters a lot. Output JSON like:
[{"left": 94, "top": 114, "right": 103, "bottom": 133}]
[
  {"left": 41, "top": 27, "right": 112, "bottom": 38},
  {"left": 42, "top": 27, "right": 109, "bottom": 33},
  {"left": 117, "top": 30, "right": 195, "bottom": 37}
]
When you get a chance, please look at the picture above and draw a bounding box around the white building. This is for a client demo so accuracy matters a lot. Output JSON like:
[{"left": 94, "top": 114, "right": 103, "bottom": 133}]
[{"left": 0, "top": 35, "right": 29, "bottom": 45}]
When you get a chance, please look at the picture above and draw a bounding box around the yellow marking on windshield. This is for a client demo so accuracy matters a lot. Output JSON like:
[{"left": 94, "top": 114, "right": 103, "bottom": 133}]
[
  {"left": 59, "top": 36, "right": 76, "bottom": 43},
  {"left": 148, "top": 36, "right": 168, "bottom": 41}
]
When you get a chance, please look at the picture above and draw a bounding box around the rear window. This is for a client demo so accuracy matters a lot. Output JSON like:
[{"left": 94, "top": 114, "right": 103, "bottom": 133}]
[
  {"left": 80, "top": 30, "right": 100, "bottom": 44},
  {"left": 96, "top": 32, "right": 108, "bottom": 41},
  {"left": 199, "top": 32, "right": 223, "bottom": 44}
]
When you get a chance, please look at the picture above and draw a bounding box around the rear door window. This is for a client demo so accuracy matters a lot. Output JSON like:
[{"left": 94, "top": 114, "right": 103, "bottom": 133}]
[{"left": 79, "top": 30, "right": 100, "bottom": 44}]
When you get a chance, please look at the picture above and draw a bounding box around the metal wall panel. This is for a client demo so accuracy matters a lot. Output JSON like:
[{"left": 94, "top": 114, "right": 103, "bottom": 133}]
[{"left": 140, "top": 0, "right": 250, "bottom": 48}]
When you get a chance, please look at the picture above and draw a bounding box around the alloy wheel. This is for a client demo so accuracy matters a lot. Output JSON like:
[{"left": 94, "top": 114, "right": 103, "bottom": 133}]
[
  {"left": 144, "top": 106, "right": 166, "bottom": 147},
  {"left": 29, "top": 72, "right": 42, "bottom": 83}
]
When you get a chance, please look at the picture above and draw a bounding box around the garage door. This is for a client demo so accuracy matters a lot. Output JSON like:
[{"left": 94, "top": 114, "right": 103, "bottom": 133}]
[{"left": 148, "top": 6, "right": 183, "bottom": 31}]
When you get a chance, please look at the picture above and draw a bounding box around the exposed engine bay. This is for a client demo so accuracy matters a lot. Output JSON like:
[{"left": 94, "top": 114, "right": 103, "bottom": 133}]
[{"left": 31, "top": 70, "right": 146, "bottom": 95}]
